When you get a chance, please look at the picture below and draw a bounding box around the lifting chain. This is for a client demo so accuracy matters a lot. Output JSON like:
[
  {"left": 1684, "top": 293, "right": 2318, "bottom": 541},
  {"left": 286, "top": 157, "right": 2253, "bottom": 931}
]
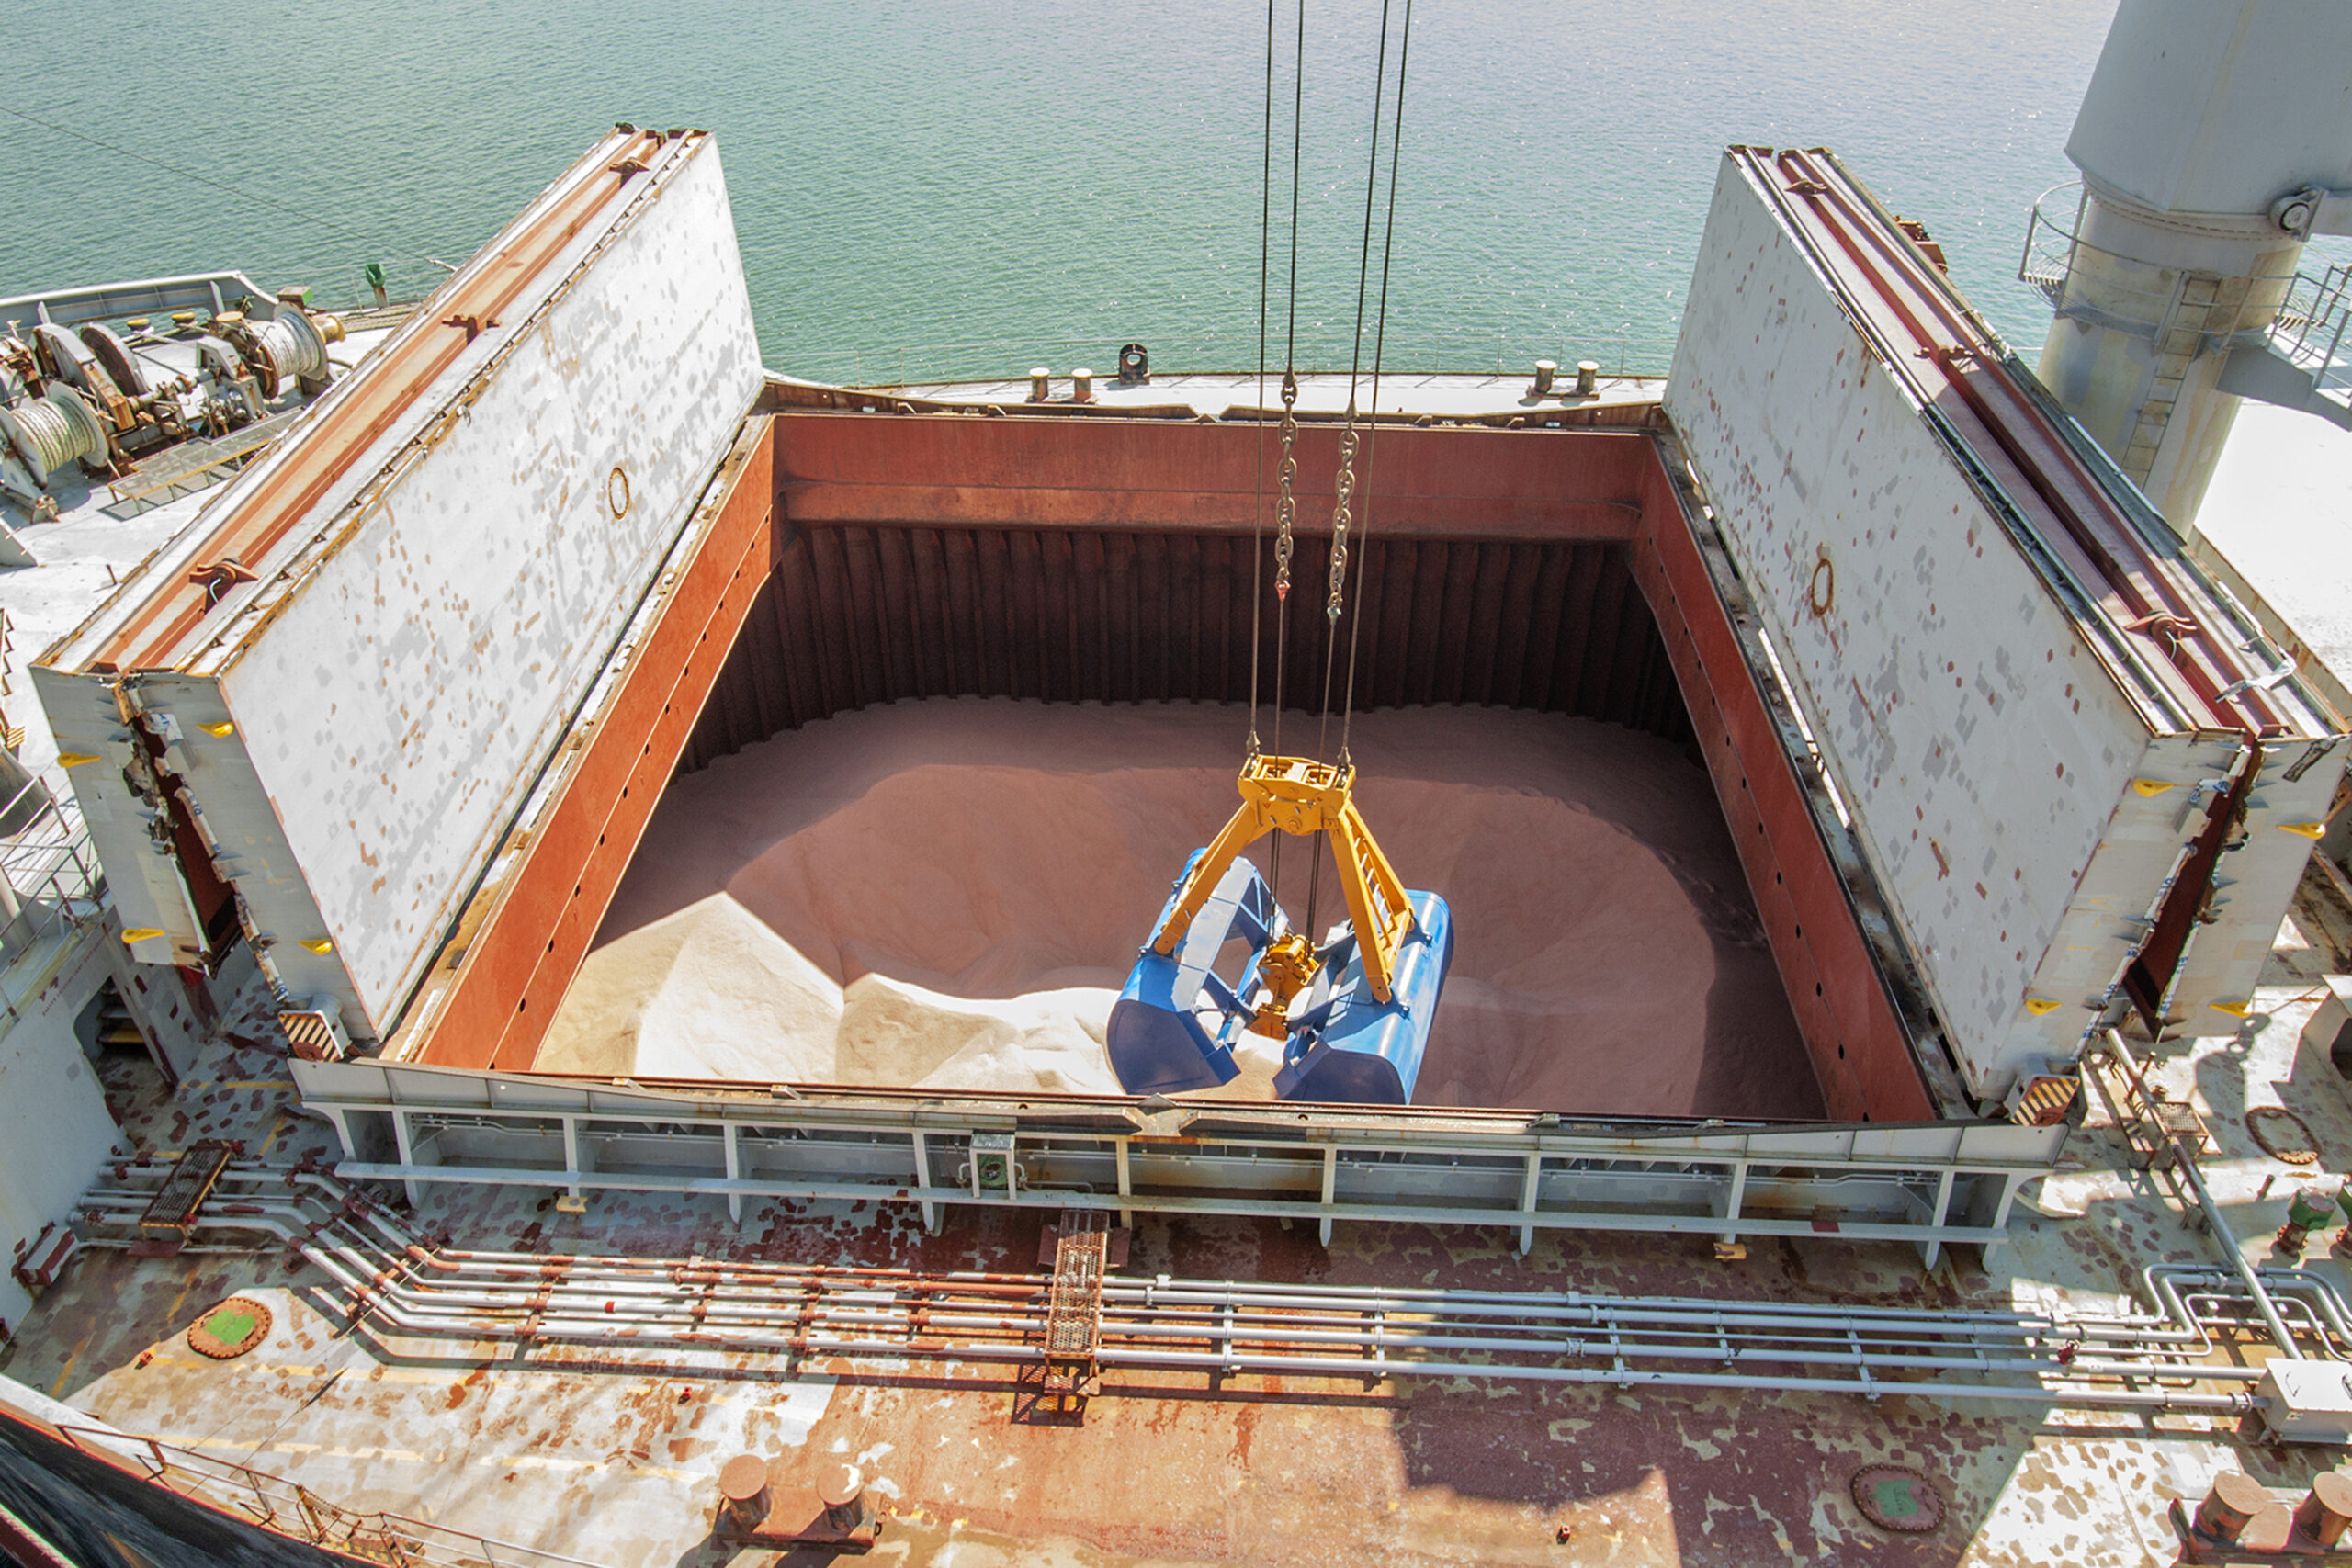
[
  {"left": 1328, "top": 409, "right": 1356, "bottom": 623},
  {"left": 1274, "top": 371, "right": 1299, "bottom": 601}
]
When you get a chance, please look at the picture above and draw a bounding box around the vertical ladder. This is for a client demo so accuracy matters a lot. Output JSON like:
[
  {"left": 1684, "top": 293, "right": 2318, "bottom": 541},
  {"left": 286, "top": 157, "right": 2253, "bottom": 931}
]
[
  {"left": 1040, "top": 1210, "right": 1109, "bottom": 1416},
  {"left": 2120, "top": 272, "right": 2230, "bottom": 479}
]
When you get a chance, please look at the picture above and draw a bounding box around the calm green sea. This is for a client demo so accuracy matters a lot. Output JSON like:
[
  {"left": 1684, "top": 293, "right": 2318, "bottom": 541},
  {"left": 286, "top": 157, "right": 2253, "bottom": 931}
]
[{"left": 2, "top": 1, "right": 2117, "bottom": 383}]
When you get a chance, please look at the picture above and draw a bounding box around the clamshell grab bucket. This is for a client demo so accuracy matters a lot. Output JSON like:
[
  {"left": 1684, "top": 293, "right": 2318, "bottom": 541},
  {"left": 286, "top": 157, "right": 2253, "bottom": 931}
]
[
  {"left": 1106, "top": 852, "right": 1275, "bottom": 1095},
  {"left": 1275, "top": 890, "right": 1453, "bottom": 1105}
]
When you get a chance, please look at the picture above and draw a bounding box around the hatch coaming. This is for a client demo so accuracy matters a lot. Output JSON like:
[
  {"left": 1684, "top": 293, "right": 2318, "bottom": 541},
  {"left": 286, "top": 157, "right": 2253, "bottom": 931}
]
[{"left": 380, "top": 399, "right": 1949, "bottom": 1126}]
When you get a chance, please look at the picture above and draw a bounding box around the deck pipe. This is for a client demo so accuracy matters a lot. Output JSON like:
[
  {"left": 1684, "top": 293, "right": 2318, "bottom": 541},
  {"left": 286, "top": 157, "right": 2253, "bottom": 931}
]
[
  {"left": 2099, "top": 1028, "right": 2304, "bottom": 1359},
  {"left": 65, "top": 1169, "right": 2286, "bottom": 1412}
]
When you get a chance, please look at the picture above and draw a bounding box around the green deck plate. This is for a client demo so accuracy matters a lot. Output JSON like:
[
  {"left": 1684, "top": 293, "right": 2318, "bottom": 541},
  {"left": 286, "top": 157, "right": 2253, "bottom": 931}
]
[{"left": 201, "top": 1308, "right": 256, "bottom": 1344}]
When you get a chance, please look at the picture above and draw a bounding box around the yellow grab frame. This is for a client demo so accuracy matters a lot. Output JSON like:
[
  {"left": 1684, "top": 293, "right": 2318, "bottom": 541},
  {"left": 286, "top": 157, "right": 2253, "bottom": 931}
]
[{"left": 1150, "top": 754, "right": 1417, "bottom": 1004}]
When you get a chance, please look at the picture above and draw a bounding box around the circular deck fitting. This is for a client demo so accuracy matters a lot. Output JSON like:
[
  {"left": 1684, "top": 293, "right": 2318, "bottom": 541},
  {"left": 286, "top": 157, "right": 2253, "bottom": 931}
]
[
  {"left": 1851, "top": 1465, "right": 1944, "bottom": 1534},
  {"left": 718, "top": 1454, "right": 770, "bottom": 1504},
  {"left": 2247, "top": 1106, "right": 2323, "bottom": 1165},
  {"left": 2200, "top": 1471, "right": 2273, "bottom": 1538},
  {"left": 187, "top": 1296, "right": 272, "bottom": 1359},
  {"left": 817, "top": 1462, "right": 863, "bottom": 1508},
  {"left": 2305, "top": 1471, "right": 2352, "bottom": 1546}
]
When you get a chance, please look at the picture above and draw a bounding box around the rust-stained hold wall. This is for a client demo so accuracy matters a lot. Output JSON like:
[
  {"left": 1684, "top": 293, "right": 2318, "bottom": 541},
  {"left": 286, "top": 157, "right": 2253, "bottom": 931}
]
[
  {"left": 681, "top": 411, "right": 1686, "bottom": 768},
  {"left": 679, "top": 527, "right": 1690, "bottom": 770},
  {"left": 404, "top": 406, "right": 1943, "bottom": 1122},
  {"left": 1635, "top": 442, "right": 1939, "bottom": 1122}
]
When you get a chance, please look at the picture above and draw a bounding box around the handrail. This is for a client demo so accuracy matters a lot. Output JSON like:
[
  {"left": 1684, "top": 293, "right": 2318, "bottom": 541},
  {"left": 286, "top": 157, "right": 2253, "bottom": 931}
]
[
  {"left": 2022, "top": 181, "right": 2351, "bottom": 398},
  {"left": 821, "top": 332, "right": 1661, "bottom": 391},
  {"left": 48, "top": 1421, "right": 608, "bottom": 1568}
]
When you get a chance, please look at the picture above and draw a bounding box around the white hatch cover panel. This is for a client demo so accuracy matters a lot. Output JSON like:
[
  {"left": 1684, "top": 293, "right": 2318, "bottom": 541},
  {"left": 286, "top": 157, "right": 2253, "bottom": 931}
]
[
  {"left": 35, "top": 130, "right": 763, "bottom": 1039},
  {"left": 1663, "top": 147, "right": 2347, "bottom": 1098}
]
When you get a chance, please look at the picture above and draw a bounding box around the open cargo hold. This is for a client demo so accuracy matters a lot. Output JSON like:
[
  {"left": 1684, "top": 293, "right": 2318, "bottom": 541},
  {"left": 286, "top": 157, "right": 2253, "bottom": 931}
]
[
  {"left": 47, "top": 130, "right": 2337, "bottom": 1236},
  {"left": 384, "top": 404, "right": 1948, "bottom": 1126}
]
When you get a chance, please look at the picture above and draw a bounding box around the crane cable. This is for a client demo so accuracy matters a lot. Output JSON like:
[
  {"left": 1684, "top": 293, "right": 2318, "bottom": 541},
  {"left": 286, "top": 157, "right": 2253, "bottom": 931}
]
[
  {"left": 1307, "top": 0, "right": 1402, "bottom": 942},
  {"left": 1340, "top": 0, "right": 1413, "bottom": 772},
  {"left": 1248, "top": 0, "right": 1276, "bottom": 763},
  {"left": 1261, "top": 0, "right": 1308, "bottom": 912}
]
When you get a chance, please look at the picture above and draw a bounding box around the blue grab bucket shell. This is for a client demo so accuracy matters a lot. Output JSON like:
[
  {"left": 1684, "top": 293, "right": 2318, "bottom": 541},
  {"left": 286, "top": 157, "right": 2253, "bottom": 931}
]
[
  {"left": 1272, "top": 890, "right": 1453, "bottom": 1106},
  {"left": 1105, "top": 851, "right": 1276, "bottom": 1095}
]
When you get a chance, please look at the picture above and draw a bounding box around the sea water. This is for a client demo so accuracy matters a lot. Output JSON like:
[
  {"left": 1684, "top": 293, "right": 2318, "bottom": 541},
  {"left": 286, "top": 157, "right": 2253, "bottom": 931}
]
[{"left": 1, "top": 0, "right": 2117, "bottom": 383}]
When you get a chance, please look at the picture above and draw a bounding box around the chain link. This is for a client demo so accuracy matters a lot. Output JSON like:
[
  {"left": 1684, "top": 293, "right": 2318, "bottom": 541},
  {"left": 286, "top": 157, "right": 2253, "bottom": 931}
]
[
  {"left": 1328, "top": 415, "right": 1356, "bottom": 623},
  {"left": 1274, "top": 371, "right": 1299, "bottom": 602}
]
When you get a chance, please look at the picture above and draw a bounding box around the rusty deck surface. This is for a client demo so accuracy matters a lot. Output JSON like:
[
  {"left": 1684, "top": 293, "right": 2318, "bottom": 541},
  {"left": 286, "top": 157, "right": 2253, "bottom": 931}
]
[{"left": 9, "top": 887, "right": 2352, "bottom": 1567}]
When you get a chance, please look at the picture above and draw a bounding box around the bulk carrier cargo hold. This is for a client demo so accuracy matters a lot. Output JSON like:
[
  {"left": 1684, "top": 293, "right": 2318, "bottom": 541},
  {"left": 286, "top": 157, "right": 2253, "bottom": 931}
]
[{"left": 5, "top": 1, "right": 2352, "bottom": 1562}]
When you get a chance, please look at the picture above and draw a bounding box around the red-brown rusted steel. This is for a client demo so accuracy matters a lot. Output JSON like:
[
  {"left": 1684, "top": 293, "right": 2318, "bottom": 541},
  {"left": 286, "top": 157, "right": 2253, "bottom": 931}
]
[
  {"left": 682, "top": 525, "right": 1685, "bottom": 770},
  {"left": 411, "top": 416, "right": 775, "bottom": 1072},
  {"left": 410, "top": 408, "right": 1931, "bottom": 1117},
  {"left": 0, "top": 1498, "right": 74, "bottom": 1568},
  {"left": 772, "top": 411, "right": 1650, "bottom": 540},
  {"left": 96, "top": 129, "right": 682, "bottom": 671},
  {"left": 1634, "top": 445, "right": 1935, "bottom": 1122},
  {"left": 1758, "top": 146, "right": 2290, "bottom": 739}
]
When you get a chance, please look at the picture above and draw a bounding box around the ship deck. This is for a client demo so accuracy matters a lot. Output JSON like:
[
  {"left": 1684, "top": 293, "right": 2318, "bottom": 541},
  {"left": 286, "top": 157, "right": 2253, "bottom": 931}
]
[
  {"left": 8, "top": 881, "right": 2352, "bottom": 1567},
  {"left": 0, "top": 317, "right": 403, "bottom": 775}
]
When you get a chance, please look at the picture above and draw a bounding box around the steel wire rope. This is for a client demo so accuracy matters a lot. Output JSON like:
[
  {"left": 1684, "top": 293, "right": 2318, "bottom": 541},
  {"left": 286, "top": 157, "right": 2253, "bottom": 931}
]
[
  {"left": 1267, "top": 0, "right": 1308, "bottom": 909},
  {"left": 1248, "top": 0, "right": 1278, "bottom": 764},
  {"left": 1339, "top": 0, "right": 1414, "bottom": 770},
  {"left": 1306, "top": 0, "right": 1397, "bottom": 941}
]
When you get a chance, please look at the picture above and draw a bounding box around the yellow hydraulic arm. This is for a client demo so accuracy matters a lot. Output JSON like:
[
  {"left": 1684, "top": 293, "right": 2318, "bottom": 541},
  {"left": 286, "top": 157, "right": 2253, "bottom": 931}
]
[{"left": 1151, "top": 754, "right": 1417, "bottom": 1004}]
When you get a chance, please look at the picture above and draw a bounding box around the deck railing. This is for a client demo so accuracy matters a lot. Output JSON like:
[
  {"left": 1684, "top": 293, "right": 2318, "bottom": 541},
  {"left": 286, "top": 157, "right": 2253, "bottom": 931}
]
[
  {"left": 2020, "top": 181, "right": 2351, "bottom": 403},
  {"left": 813, "top": 331, "right": 1663, "bottom": 392},
  {"left": 53, "top": 1423, "right": 608, "bottom": 1568},
  {"left": 0, "top": 781, "right": 102, "bottom": 976}
]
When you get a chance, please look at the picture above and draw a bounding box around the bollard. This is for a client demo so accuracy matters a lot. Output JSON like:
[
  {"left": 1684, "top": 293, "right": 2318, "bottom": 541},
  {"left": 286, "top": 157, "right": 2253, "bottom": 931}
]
[
  {"left": 818, "top": 1462, "right": 868, "bottom": 1534},
  {"left": 1532, "top": 359, "right": 1556, "bottom": 396},
  {"left": 2300, "top": 1471, "right": 2352, "bottom": 1547},
  {"left": 1028, "top": 367, "right": 1051, "bottom": 403},
  {"left": 1575, "top": 360, "right": 1600, "bottom": 396},
  {"left": 717, "top": 1453, "right": 770, "bottom": 1533},
  {"left": 2197, "top": 1472, "right": 2270, "bottom": 1541},
  {"left": 1071, "top": 367, "right": 1094, "bottom": 404}
]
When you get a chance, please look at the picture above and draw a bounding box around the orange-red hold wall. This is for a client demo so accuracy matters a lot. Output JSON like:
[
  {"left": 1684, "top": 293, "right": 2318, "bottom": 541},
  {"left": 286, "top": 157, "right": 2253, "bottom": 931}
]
[{"left": 411, "top": 408, "right": 1936, "bottom": 1122}]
